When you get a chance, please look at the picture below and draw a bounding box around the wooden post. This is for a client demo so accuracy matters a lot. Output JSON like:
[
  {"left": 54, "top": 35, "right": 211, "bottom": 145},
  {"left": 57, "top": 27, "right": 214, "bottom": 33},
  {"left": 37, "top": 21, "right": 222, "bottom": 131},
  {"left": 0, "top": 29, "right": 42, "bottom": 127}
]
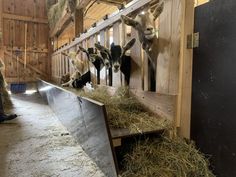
[
  {"left": 24, "top": 23, "right": 28, "bottom": 69},
  {"left": 0, "top": 0, "right": 4, "bottom": 62},
  {"left": 176, "top": 0, "right": 195, "bottom": 138},
  {"left": 75, "top": 8, "right": 84, "bottom": 37}
]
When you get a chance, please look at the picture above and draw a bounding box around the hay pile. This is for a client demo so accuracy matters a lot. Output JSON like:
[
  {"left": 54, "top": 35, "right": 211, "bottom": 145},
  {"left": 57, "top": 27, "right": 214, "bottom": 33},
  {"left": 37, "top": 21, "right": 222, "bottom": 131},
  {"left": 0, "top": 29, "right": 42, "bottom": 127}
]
[
  {"left": 121, "top": 136, "right": 215, "bottom": 177},
  {"left": 80, "top": 87, "right": 170, "bottom": 133},
  {"left": 47, "top": 0, "right": 67, "bottom": 29}
]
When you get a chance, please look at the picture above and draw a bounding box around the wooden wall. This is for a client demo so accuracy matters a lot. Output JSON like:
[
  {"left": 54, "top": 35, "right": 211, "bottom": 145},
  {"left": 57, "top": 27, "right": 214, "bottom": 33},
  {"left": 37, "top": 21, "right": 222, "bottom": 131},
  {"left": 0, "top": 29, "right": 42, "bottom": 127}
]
[{"left": 0, "top": 0, "right": 50, "bottom": 83}]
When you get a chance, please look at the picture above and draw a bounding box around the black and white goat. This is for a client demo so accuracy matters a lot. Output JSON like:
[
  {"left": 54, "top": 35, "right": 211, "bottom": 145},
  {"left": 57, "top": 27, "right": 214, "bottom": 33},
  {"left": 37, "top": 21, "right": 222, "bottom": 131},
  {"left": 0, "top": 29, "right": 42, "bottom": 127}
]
[
  {"left": 95, "top": 38, "right": 136, "bottom": 85},
  {"left": 79, "top": 46, "right": 105, "bottom": 84},
  {"left": 121, "top": 1, "right": 164, "bottom": 90}
]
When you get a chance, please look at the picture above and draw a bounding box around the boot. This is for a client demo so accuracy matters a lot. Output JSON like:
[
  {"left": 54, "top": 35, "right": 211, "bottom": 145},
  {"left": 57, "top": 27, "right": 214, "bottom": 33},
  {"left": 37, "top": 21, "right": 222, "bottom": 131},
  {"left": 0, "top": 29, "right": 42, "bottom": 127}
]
[{"left": 0, "top": 93, "right": 17, "bottom": 123}]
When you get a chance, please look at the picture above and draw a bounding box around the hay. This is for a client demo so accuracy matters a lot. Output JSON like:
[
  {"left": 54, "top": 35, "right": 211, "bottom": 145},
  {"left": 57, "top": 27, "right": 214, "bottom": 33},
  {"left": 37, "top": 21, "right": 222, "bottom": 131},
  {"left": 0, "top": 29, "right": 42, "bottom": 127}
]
[
  {"left": 80, "top": 86, "right": 170, "bottom": 133},
  {"left": 47, "top": 0, "right": 67, "bottom": 29},
  {"left": 121, "top": 136, "right": 215, "bottom": 177}
]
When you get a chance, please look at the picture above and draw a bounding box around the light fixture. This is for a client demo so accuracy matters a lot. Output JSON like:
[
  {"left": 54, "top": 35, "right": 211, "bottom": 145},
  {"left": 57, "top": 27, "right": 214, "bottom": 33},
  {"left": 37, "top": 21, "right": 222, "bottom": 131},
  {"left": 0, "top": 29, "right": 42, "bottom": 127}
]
[{"left": 141, "top": 11, "right": 145, "bottom": 15}]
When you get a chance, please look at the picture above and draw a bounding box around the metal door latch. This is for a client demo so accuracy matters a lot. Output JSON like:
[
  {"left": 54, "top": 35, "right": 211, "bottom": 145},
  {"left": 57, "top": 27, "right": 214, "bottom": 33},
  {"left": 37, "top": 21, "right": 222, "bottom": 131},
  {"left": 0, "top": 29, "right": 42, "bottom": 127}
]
[{"left": 187, "top": 32, "right": 199, "bottom": 49}]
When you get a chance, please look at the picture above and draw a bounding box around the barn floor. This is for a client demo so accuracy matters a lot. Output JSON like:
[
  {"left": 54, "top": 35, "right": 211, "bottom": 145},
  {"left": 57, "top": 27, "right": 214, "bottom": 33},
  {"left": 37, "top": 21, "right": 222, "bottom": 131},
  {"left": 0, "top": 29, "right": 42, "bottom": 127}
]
[{"left": 0, "top": 92, "right": 105, "bottom": 177}]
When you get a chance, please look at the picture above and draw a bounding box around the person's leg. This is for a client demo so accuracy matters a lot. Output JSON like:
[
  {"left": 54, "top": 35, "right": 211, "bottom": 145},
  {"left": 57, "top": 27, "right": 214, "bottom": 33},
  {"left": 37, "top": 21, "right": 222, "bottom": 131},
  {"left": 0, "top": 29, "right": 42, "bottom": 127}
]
[{"left": 0, "top": 93, "right": 17, "bottom": 123}]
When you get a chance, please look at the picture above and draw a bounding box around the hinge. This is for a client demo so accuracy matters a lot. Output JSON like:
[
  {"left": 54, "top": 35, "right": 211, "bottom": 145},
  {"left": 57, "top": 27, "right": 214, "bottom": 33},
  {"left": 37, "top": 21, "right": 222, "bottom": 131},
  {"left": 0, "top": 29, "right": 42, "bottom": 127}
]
[{"left": 187, "top": 32, "right": 199, "bottom": 49}]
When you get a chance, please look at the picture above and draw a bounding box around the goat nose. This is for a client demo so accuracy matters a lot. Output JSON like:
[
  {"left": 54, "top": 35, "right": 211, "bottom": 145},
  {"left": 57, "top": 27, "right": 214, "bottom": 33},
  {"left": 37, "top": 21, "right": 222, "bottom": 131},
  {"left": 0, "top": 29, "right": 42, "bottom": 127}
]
[{"left": 147, "top": 27, "right": 153, "bottom": 31}]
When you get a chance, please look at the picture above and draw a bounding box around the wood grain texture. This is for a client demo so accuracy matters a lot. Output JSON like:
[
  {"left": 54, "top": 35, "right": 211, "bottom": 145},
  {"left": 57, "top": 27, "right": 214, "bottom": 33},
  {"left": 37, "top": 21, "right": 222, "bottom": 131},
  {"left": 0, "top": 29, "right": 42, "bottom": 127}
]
[
  {"left": 130, "top": 89, "right": 176, "bottom": 120},
  {"left": 1, "top": 0, "right": 50, "bottom": 83},
  {"left": 129, "top": 28, "right": 142, "bottom": 90},
  {"left": 157, "top": 0, "right": 182, "bottom": 95},
  {"left": 176, "top": 0, "right": 194, "bottom": 138}
]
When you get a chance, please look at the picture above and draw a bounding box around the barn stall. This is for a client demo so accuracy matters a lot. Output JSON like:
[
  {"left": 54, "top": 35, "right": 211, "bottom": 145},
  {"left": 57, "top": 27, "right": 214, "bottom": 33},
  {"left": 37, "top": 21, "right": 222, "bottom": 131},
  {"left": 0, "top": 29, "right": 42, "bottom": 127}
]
[{"left": 0, "top": 0, "right": 235, "bottom": 176}]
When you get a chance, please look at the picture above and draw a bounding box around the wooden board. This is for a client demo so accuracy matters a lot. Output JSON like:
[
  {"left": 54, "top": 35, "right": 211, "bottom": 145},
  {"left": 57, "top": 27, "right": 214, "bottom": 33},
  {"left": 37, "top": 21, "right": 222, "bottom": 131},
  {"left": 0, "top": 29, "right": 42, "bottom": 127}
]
[{"left": 156, "top": 0, "right": 182, "bottom": 95}]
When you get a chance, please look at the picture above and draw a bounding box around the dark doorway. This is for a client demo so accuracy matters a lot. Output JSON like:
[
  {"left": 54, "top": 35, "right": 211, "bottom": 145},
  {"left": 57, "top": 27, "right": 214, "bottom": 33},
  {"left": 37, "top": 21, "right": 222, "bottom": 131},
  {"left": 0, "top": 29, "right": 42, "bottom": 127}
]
[{"left": 191, "top": 1, "right": 236, "bottom": 177}]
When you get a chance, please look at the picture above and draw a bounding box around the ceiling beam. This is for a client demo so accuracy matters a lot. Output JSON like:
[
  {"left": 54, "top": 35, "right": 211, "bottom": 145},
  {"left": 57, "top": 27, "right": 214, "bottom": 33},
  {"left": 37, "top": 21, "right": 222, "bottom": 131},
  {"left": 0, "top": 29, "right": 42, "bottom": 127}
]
[
  {"left": 76, "top": 0, "right": 93, "bottom": 9},
  {"left": 97, "top": 0, "right": 124, "bottom": 7}
]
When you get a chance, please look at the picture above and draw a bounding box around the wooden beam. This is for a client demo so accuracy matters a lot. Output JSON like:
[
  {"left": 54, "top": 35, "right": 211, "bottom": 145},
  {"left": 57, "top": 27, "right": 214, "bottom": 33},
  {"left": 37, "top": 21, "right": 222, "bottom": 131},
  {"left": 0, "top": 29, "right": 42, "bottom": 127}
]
[
  {"left": 97, "top": 0, "right": 123, "bottom": 7},
  {"left": 5, "top": 46, "right": 48, "bottom": 53},
  {"left": 176, "top": 0, "right": 194, "bottom": 138},
  {"left": 50, "top": 13, "right": 72, "bottom": 38},
  {"left": 75, "top": 8, "right": 84, "bottom": 37},
  {"left": 2, "top": 13, "right": 48, "bottom": 24},
  {"left": 76, "top": 0, "right": 92, "bottom": 9},
  {"left": 4, "top": 51, "right": 47, "bottom": 77},
  {"left": 53, "top": 0, "right": 153, "bottom": 55},
  {"left": 130, "top": 89, "right": 176, "bottom": 120}
]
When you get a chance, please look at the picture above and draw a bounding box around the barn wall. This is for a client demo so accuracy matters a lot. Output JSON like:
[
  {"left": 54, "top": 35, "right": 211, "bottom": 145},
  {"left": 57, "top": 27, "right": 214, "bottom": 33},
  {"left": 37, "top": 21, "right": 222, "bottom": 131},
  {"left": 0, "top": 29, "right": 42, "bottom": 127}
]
[{"left": 0, "top": 0, "right": 50, "bottom": 83}]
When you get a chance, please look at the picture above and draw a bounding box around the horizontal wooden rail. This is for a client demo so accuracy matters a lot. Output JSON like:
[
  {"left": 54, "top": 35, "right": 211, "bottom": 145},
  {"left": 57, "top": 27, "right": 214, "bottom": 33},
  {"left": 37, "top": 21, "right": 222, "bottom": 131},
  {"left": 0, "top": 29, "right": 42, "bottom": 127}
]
[
  {"left": 5, "top": 46, "right": 48, "bottom": 53},
  {"left": 2, "top": 13, "right": 48, "bottom": 24}
]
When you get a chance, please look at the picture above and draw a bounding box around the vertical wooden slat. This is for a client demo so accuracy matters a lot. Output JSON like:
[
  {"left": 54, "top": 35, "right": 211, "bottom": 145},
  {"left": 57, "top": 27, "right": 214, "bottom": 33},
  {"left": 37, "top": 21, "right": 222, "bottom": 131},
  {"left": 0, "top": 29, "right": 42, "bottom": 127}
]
[
  {"left": 130, "top": 28, "right": 142, "bottom": 90},
  {"left": 112, "top": 22, "right": 122, "bottom": 87}
]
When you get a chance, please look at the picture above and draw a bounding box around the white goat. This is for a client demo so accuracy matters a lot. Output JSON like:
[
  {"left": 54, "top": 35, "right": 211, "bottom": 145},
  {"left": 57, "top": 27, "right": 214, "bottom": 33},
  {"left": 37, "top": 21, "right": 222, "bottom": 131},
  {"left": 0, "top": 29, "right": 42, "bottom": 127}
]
[
  {"left": 121, "top": 1, "right": 164, "bottom": 71},
  {"left": 61, "top": 51, "right": 82, "bottom": 87}
]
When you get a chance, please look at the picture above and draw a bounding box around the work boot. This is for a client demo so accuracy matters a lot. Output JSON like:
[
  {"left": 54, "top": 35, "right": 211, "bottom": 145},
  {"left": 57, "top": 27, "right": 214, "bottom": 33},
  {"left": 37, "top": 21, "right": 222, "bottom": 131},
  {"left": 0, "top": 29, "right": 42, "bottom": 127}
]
[
  {"left": 0, "top": 93, "right": 17, "bottom": 123},
  {"left": 0, "top": 113, "right": 17, "bottom": 123}
]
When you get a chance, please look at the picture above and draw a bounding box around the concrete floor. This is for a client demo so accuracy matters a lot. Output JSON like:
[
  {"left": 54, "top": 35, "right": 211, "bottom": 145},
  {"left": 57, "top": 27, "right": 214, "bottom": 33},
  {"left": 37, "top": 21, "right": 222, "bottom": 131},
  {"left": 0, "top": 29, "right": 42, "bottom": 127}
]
[{"left": 0, "top": 92, "right": 105, "bottom": 177}]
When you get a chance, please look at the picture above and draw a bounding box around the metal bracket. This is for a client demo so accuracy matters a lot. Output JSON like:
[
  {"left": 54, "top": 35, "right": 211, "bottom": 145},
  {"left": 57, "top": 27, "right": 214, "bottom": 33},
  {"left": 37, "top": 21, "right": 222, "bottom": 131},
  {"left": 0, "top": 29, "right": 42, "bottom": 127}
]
[{"left": 187, "top": 32, "right": 199, "bottom": 49}]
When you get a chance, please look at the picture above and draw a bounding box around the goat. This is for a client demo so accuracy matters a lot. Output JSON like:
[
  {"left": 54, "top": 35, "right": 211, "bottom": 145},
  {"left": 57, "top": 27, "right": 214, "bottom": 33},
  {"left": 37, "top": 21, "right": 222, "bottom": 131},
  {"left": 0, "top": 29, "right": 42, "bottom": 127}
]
[
  {"left": 79, "top": 46, "right": 105, "bottom": 84},
  {"left": 60, "top": 73, "right": 70, "bottom": 84},
  {"left": 78, "top": 46, "right": 104, "bottom": 71},
  {"left": 72, "top": 71, "right": 91, "bottom": 89},
  {"left": 61, "top": 50, "right": 83, "bottom": 87},
  {"left": 121, "top": 1, "right": 164, "bottom": 90},
  {"left": 61, "top": 50, "right": 84, "bottom": 72},
  {"left": 61, "top": 70, "right": 81, "bottom": 87},
  {"left": 95, "top": 38, "right": 136, "bottom": 85}
]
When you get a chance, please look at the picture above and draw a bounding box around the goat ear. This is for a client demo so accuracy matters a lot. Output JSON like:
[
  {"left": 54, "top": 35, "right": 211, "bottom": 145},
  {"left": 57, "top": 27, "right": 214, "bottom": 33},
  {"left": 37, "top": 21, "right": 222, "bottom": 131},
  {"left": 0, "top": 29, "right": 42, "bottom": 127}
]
[
  {"left": 61, "top": 52, "right": 68, "bottom": 57},
  {"left": 78, "top": 46, "right": 87, "bottom": 53},
  {"left": 76, "top": 49, "right": 80, "bottom": 54},
  {"left": 121, "top": 15, "right": 138, "bottom": 28},
  {"left": 95, "top": 43, "right": 110, "bottom": 55},
  {"left": 122, "top": 38, "right": 136, "bottom": 54},
  {"left": 153, "top": 1, "right": 164, "bottom": 20}
]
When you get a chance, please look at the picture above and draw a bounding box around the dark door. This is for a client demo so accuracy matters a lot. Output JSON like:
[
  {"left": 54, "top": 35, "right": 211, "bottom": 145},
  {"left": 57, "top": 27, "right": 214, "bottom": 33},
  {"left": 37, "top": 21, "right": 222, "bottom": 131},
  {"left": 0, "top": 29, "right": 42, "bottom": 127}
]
[{"left": 191, "top": 1, "right": 236, "bottom": 177}]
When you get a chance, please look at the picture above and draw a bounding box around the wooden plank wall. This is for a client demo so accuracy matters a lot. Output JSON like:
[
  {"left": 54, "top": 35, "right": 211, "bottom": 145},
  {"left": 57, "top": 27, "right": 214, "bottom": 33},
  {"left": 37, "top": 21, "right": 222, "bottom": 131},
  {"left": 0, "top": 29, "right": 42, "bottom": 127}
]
[{"left": 0, "top": 0, "right": 50, "bottom": 83}]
